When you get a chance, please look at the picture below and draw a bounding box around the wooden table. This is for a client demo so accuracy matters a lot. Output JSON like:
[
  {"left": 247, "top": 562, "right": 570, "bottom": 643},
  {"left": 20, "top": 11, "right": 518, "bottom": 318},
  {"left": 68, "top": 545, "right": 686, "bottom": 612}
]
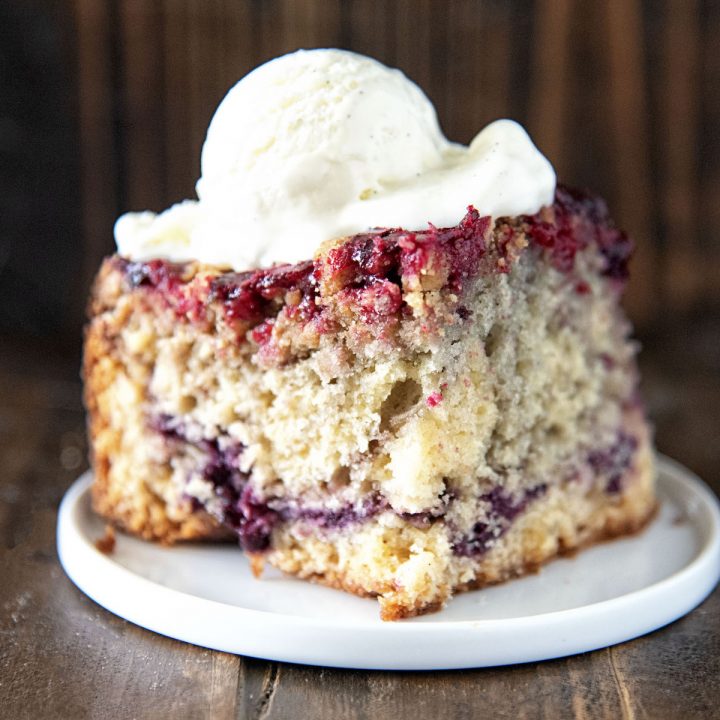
[{"left": 1, "top": 328, "right": 718, "bottom": 720}]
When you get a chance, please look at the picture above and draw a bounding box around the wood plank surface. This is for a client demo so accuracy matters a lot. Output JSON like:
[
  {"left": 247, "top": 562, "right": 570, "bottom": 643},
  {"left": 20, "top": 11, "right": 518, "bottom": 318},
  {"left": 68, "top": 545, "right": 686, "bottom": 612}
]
[
  {"left": 1, "top": 329, "right": 718, "bottom": 719},
  {"left": 64, "top": 0, "right": 720, "bottom": 336},
  {"left": 602, "top": 0, "right": 655, "bottom": 324},
  {"left": 7, "top": 0, "right": 720, "bottom": 349}
]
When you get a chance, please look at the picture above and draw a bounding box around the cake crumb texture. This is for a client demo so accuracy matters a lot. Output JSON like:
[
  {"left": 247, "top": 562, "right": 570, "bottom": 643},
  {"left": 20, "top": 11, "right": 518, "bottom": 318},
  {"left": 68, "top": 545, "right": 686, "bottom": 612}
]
[{"left": 84, "top": 189, "right": 656, "bottom": 618}]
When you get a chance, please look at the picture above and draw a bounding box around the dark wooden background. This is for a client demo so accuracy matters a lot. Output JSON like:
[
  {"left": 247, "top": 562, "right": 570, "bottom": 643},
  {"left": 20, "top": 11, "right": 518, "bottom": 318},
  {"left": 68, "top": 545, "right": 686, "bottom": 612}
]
[
  {"left": 1, "top": 0, "right": 720, "bottom": 345},
  {"left": 2, "top": 3, "right": 720, "bottom": 718}
]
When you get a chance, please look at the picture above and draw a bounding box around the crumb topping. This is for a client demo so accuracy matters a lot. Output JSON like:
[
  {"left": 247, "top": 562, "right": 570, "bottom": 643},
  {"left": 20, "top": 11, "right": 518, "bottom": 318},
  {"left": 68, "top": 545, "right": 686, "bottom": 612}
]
[{"left": 111, "top": 186, "right": 632, "bottom": 366}]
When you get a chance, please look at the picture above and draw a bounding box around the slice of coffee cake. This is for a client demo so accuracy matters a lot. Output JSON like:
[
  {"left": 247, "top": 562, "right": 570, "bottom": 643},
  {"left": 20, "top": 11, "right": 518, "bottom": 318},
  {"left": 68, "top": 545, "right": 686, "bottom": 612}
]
[{"left": 85, "top": 185, "right": 655, "bottom": 620}]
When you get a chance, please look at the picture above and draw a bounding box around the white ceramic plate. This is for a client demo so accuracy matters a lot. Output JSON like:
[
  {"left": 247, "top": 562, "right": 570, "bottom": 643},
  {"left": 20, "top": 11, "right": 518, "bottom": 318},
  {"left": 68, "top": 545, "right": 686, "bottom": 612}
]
[{"left": 57, "top": 456, "right": 720, "bottom": 670}]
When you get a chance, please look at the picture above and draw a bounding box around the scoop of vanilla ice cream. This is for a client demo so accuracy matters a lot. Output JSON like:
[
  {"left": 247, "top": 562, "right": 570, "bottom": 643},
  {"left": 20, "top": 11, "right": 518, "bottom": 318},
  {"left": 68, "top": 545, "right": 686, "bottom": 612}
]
[
  {"left": 115, "top": 49, "right": 556, "bottom": 270},
  {"left": 198, "top": 48, "right": 451, "bottom": 212}
]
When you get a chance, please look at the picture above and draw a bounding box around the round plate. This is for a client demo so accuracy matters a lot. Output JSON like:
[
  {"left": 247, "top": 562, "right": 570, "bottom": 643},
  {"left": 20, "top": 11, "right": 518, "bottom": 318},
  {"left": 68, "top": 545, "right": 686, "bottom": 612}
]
[{"left": 57, "top": 456, "right": 720, "bottom": 670}]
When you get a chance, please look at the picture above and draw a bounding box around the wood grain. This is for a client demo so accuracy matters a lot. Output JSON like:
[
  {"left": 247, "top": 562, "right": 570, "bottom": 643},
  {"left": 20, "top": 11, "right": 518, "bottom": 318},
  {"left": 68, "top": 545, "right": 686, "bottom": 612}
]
[
  {"left": 7, "top": 0, "right": 720, "bottom": 345},
  {"left": 528, "top": 0, "right": 572, "bottom": 176},
  {"left": 118, "top": 1, "right": 167, "bottom": 211},
  {"left": 602, "top": 0, "right": 655, "bottom": 323},
  {"left": 64, "top": 0, "right": 720, "bottom": 335},
  {"left": 661, "top": 0, "right": 701, "bottom": 312},
  {"left": 74, "top": 0, "right": 119, "bottom": 284}
]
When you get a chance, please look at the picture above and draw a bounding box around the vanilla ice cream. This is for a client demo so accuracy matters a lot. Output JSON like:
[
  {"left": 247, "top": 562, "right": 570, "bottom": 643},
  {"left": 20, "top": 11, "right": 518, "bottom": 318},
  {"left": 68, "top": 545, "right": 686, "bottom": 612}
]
[{"left": 115, "top": 49, "right": 556, "bottom": 270}]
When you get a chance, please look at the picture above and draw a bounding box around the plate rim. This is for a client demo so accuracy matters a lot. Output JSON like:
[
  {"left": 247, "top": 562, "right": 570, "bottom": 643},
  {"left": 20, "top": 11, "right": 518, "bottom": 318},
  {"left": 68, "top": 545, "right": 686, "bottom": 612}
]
[{"left": 57, "top": 455, "right": 720, "bottom": 668}]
